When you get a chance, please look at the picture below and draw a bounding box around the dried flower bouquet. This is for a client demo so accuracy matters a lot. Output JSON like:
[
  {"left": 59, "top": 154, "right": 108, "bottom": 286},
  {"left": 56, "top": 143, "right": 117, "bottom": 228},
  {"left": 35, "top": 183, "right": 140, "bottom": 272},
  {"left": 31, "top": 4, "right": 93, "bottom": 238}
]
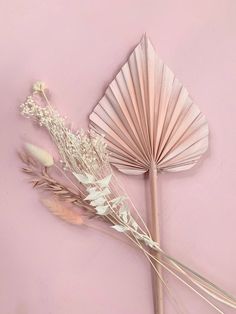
[{"left": 19, "top": 82, "right": 236, "bottom": 313}]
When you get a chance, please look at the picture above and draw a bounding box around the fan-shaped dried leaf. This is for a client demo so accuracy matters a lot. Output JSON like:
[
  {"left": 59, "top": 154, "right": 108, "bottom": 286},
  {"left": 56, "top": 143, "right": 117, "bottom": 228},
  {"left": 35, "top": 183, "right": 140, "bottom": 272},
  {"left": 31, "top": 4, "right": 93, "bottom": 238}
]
[{"left": 90, "top": 36, "right": 209, "bottom": 174}]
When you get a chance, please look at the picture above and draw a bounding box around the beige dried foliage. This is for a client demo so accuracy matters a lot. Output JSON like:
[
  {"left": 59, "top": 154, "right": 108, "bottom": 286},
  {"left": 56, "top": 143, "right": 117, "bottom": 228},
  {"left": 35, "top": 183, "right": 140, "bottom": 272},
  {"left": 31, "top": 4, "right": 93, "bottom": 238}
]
[
  {"left": 18, "top": 81, "right": 236, "bottom": 313},
  {"left": 19, "top": 151, "right": 92, "bottom": 211}
]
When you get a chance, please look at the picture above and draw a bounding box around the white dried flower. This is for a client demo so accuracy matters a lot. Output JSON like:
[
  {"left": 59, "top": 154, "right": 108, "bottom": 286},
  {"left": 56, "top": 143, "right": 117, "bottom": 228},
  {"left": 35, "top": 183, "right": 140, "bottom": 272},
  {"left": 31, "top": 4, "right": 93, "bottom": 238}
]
[
  {"left": 33, "top": 81, "right": 46, "bottom": 92},
  {"left": 20, "top": 98, "right": 109, "bottom": 174},
  {"left": 25, "top": 143, "right": 54, "bottom": 167}
]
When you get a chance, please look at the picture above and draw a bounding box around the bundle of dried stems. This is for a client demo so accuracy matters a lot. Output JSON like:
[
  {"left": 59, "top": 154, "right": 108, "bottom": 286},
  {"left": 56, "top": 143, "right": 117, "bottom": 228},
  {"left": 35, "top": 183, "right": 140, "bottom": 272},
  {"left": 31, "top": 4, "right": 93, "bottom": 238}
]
[{"left": 18, "top": 82, "right": 236, "bottom": 314}]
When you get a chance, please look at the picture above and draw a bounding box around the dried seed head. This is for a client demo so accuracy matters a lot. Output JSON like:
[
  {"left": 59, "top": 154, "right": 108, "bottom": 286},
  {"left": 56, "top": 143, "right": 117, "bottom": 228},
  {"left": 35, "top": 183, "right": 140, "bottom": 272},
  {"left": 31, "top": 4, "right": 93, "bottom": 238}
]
[
  {"left": 25, "top": 143, "right": 54, "bottom": 167},
  {"left": 33, "top": 81, "right": 46, "bottom": 93}
]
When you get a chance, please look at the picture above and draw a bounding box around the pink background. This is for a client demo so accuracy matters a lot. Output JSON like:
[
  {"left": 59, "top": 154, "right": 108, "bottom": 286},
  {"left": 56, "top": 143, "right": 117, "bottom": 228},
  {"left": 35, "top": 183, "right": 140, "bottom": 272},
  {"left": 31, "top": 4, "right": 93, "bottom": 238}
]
[{"left": 0, "top": 0, "right": 236, "bottom": 313}]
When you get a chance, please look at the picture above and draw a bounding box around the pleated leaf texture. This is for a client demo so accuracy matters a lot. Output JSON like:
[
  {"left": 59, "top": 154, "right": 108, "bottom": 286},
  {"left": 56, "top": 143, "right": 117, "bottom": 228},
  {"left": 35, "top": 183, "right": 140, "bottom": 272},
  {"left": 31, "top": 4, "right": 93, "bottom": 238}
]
[{"left": 89, "top": 36, "right": 209, "bottom": 175}]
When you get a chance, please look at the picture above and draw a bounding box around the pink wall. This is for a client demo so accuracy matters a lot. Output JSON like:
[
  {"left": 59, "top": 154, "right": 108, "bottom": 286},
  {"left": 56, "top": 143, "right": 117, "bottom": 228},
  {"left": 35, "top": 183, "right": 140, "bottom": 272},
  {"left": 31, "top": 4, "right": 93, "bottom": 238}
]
[{"left": 0, "top": 0, "right": 236, "bottom": 313}]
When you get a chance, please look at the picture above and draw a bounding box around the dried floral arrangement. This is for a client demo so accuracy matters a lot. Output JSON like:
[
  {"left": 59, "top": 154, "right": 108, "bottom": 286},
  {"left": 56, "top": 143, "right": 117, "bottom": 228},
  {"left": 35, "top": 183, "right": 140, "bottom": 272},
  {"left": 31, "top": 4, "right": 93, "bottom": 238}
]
[{"left": 18, "top": 80, "right": 236, "bottom": 314}]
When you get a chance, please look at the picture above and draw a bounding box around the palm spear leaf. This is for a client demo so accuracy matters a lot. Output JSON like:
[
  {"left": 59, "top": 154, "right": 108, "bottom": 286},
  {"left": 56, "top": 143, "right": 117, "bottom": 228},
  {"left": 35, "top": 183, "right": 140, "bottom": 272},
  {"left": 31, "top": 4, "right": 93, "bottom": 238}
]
[{"left": 90, "top": 35, "right": 209, "bottom": 314}]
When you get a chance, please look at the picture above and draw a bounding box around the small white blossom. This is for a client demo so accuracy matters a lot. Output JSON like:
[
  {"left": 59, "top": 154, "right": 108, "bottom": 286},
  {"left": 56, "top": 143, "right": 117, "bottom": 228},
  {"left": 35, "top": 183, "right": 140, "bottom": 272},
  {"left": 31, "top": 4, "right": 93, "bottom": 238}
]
[
  {"left": 20, "top": 98, "right": 109, "bottom": 174},
  {"left": 33, "top": 81, "right": 46, "bottom": 92}
]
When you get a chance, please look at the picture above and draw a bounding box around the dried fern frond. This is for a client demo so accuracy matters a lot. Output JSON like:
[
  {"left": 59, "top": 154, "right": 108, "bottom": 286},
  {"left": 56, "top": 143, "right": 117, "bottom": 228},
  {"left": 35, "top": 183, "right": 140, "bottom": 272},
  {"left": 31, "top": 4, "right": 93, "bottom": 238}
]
[{"left": 19, "top": 151, "right": 93, "bottom": 212}]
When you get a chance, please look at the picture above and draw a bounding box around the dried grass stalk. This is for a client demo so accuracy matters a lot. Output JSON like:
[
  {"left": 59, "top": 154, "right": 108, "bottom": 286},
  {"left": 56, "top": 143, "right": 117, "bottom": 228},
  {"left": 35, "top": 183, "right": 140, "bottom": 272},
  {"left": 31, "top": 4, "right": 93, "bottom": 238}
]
[{"left": 19, "top": 151, "right": 93, "bottom": 212}]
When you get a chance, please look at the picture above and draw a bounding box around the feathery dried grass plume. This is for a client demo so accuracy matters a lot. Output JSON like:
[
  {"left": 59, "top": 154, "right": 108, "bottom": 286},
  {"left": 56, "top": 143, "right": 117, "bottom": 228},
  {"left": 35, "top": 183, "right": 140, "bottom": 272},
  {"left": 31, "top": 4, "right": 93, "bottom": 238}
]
[
  {"left": 19, "top": 82, "right": 236, "bottom": 314},
  {"left": 25, "top": 143, "right": 54, "bottom": 167},
  {"left": 41, "top": 198, "right": 84, "bottom": 225}
]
